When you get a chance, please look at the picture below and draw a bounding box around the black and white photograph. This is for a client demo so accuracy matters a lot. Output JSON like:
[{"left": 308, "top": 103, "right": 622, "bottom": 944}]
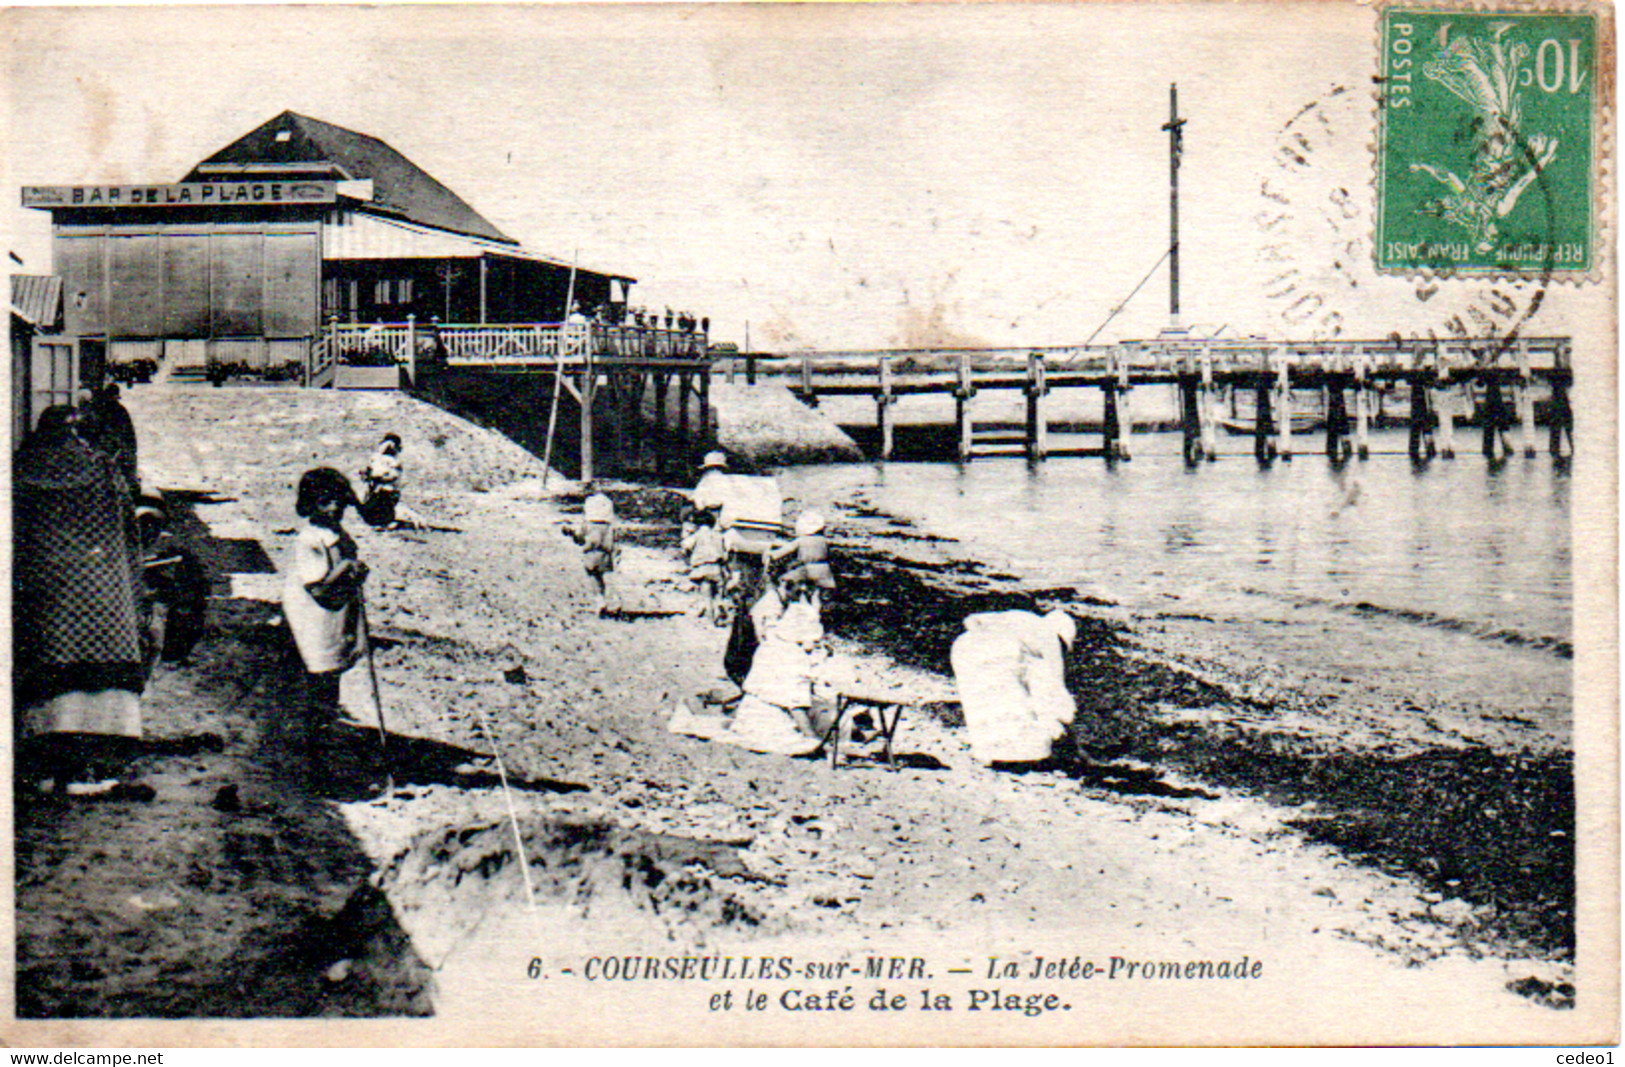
[{"left": 2, "top": 0, "right": 1616, "bottom": 1047}]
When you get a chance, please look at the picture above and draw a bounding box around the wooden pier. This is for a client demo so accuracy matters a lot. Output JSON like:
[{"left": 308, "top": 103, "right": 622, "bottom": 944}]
[
  {"left": 312, "top": 317, "right": 714, "bottom": 481},
  {"left": 748, "top": 335, "right": 1574, "bottom": 464}
]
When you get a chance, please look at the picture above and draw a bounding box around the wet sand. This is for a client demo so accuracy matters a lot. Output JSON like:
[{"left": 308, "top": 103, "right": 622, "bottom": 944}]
[{"left": 12, "top": 385, "right": 1578, "bottom": 1035}]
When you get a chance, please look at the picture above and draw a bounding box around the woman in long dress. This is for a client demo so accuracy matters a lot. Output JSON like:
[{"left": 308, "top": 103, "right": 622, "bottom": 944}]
[{"left": 14, "top": 405, "right": 145, "bottom": 789}]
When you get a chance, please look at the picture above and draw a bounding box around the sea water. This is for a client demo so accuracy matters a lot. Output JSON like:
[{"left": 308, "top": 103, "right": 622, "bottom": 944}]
[{"left": 778, "top": 428, "right": 1571, "bottom": 652}]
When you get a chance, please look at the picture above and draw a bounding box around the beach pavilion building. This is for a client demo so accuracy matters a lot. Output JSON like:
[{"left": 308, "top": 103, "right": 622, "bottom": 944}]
[{"left": 20, "top": 110, "right": 636, "bottom": 383}]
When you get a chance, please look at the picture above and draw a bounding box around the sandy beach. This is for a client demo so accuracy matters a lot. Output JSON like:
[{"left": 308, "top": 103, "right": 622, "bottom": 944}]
[{"left": 12, "top": 385, "right": 1579, "bottom": 1041}]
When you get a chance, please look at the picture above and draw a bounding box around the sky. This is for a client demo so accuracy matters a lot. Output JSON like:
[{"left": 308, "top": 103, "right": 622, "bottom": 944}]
[{"left": 1, "top": 3, "right": 1611, "bottom": 352}]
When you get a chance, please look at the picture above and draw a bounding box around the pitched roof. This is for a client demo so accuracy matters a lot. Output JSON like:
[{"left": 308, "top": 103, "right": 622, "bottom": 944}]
[
  {"left": 10, "top": 274, "right": 62, "bottom": 328},
  {"left": 183, "top": 110, "right": 515, "bottom": 244}
]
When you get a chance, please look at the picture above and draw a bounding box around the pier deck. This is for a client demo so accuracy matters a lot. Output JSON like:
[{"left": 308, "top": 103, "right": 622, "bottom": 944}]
[
  {"left": 310, "top": 321, "right": 1575, "bottom": 471},
  {"left": 739, "top": 336, "right": 1573, "bottom": 464}
]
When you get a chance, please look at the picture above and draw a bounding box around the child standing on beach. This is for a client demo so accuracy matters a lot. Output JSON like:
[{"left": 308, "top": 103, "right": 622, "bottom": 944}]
[
  {"left": 769, "top": 509, "right": 836, "bottom": 611},
  {"left": 358, "top": 433, "right": 403, "bottom": 528},
  {"left": 566, "top": 492, "right": 619, "bottom": 616},
  {"left": 282, "top": 468, "right": 368, "bottom": 765},
  {"left": 681, "top": 507, "right": 726, "bottom": 624}
]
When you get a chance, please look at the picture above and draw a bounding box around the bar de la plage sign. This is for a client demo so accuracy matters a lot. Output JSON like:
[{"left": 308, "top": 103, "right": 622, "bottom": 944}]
[{"left": 21, "top": 181, "right": 337, "bottom": 208}]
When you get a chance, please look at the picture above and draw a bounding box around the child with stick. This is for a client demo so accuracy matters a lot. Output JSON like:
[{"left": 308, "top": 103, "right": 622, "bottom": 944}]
[{"left": 282, "top": 468, "right": 368, "bottom": 768}]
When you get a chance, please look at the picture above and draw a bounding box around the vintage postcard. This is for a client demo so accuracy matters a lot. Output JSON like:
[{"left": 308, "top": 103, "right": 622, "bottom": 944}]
[{"left": 1, "top": 0, "right": 1617, "bottom": 1047}]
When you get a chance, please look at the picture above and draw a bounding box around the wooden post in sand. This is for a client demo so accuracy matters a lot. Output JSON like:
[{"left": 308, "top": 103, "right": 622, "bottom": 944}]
[
  {"left": 1024, "top": 351, "right": 1047, "bottom": 462},
  {"left": 955, "top": 351, "right": 976, "bottom": 462},
  {"left": 877, "top": 355, "right": 896, "bottom": 460}
]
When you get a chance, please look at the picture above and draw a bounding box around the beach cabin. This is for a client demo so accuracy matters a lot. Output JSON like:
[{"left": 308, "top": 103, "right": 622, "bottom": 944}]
[
  {"left": 21, "top": 110, "right": 636, "bottom": 381},
  {"left": 9, "top": 274, "right": 77, "bottom": 449}
]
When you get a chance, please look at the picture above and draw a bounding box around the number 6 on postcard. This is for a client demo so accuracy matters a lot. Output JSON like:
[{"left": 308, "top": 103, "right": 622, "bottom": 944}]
[{"left": 1376, "top": 6, "right": 1601, "bottom": 277}]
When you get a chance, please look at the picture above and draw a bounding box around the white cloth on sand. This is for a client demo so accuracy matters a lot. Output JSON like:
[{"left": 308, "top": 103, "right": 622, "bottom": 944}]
[{"left": 950, "top": 610, "right": 1076, "bottom": 764}]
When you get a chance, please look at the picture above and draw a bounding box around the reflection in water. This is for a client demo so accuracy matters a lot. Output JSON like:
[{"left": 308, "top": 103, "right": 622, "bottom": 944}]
[{"left": 780, "top": 429, "right": 1571, "bottom": 645}]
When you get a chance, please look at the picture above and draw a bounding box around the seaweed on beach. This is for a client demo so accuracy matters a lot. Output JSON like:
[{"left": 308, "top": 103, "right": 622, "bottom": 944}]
[
  {"left": 827, "top": 538, "right": 1575, "bottom": 959},
  {"left": 1156, "top": 733, "right": 1575, "bottom": 956},
  {"left": 822, "top": 547, "right": 1080, "bottom": 673},
  {"left": 536, "top": 481, "right": 1576, "bottom": 961}
]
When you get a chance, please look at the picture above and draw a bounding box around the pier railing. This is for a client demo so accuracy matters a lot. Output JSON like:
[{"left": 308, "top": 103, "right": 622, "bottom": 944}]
[
  {"left": 721, "top": 335, "right": 1574, "bottom": 465},
  {"left": 740, "top": 336, "right": 1572, "bottom": 383},
  {"left": 316, "top": 318, "right": 709, "bottom": 374}
]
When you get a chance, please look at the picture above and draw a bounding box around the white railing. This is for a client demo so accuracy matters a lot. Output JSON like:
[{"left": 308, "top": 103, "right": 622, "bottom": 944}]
[
  {"left": 746, "top": 336, "right": 1573, "bottom": 379},
  {"left": 321, "top": 318, "right": 711, "bottom": 369}
]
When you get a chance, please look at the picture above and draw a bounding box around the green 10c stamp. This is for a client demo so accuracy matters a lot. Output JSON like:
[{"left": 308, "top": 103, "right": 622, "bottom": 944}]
[{"left": 1376, "top": 7, "right": 1598, "bottom": 276}]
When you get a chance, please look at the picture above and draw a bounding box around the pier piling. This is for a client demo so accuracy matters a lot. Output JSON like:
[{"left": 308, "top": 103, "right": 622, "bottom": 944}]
[
  {"left": 877, "top": 355, "right": 896, "bottom": 460},
  {"left": 653, "top": 372, "right": 668, "bottom": 475},
  {"left": 955, "top": 352, "right": 976, "bottom": 462},
  {"left": 698, "top": 369, "right": 712, "bottom": 455},
  {"left": 1199, "top": 348, "right": 1219, "bottom": 460},
  {"left": 1180, "top": 376, "right": 1202, "bottom": 465},
  {"left": 1482, "top": 378, "right": 1511, "bottom": 461},
  {"left": 1253, "top": 379, "right": 1275, "bottom": 465},
  {"left": 1353, "top": 348, "right": 1371, "bottom": 459},
  {"left": 1549, "top": 376, "right": 1574, "bottom": 459},
  {"left": 578, "top": 369, "right": 597, "bottom": 483},
  {"left": 1103, "top": 386, "right": 1120, "bottom": 460},
  {"left": 678, "top": 371, "right": 691, "bottom": 466},
  {"left": 1025, "top": 352, "right": 1048, "bottom": 461},
  {"left": 1113, "top": 351, "right": 1134, "bottom": 461},
  {"left": 1434, "top": 379, "right": 1458, "bottom": 459},
  {"left": 1326, "top": 380, "right": 1352, "bottom": 462},
  {"left": 1408, "top": 373, "right": 1435, "bottom": 463},
  {"left": 1274, "top": 352, "right": 1293, "bottom": 462}
]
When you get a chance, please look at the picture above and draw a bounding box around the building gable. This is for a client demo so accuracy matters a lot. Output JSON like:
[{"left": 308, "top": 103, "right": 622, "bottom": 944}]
[{"left": 183, "top": 110, "right": 516, "bottom": 245}]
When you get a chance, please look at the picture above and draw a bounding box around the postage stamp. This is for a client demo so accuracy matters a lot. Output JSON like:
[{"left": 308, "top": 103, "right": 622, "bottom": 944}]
[{"left": 1375, "top": 8, "right": 1600, "bottom": 277}]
